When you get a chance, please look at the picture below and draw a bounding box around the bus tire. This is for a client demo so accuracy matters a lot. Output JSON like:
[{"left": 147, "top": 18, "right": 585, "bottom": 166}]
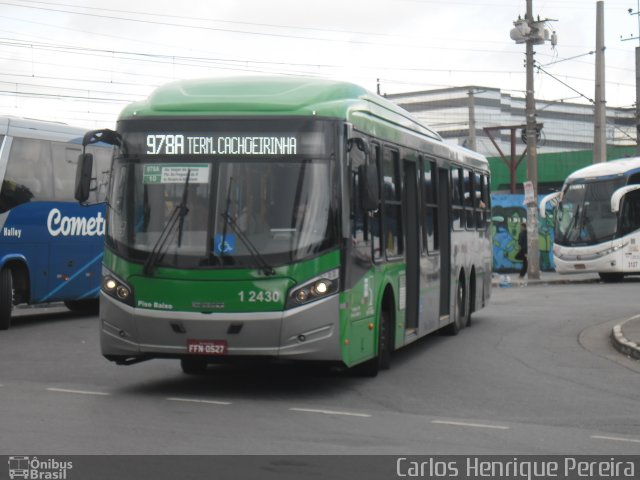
[
  {"left": 599, "top": 272, "right": 624, "bottom": 283},
  {"left": 378, "top": 309, "right": 392, "bottom": 370},
  {"left": 445, "top": 278, "right": 465, "bottom": 336},
  {"left": 64, "top": 299, "right": 99, "bottom": 314},
  {"left": 466, "top": 273, "right": 476, "bottom": 327},
  {"left": 180, "top": 357, "right": 208, "bottom": 375},
  {"left": 354, "top": 308, "right": 391, "bottom": 377},
  {"left": 0, "top": 268, "right": 13, "bottom": 331}
]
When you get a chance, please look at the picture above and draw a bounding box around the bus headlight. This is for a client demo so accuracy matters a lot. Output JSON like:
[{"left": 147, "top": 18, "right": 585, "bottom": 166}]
[
  {"left": 286, "top": 269, "right": 339, "bottom": 309},
  {"left": 102, "top": 274, "right": 134, "bottom": 306}
]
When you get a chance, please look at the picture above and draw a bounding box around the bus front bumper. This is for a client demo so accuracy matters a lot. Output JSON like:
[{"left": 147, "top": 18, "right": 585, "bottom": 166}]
[
  {"left": 553, "top": 243, "right": 623, "bottom": 274},
  {"left": 99, "top": 292, "right": 342, "bottom": 364}
]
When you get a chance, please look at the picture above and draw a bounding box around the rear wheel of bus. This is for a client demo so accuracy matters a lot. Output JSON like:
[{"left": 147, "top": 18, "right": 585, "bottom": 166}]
[
  {"left": 444, "top": 276, "right": 466, "bottom": 336},
  {"left": 0, "top": 268, "right": 13, "bottom": 330}
]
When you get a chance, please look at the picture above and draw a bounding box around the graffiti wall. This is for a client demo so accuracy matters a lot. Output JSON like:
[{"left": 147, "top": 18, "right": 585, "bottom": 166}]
[{"left": 491, "top": 194, "right": 555, "bottom": 272}]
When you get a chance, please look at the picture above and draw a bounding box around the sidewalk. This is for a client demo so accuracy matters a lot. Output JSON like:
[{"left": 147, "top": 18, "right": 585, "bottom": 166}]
[
  {"left": 492, "top": 271, "right": 640, "bottom": 361},
  {"left": 491, "top": 271, "right": 599, "bottom": 288},
  {"left": 611, "top": 315, "right": 640, "bottom": 361}
]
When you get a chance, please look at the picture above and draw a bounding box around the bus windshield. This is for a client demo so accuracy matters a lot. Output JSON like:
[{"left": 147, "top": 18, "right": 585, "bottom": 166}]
[
  {"left": 555, "top": 177, "right": 625, "bottom": 246},
  {"left": 106, "top": 124, "right": 339, "bottom": 270}
]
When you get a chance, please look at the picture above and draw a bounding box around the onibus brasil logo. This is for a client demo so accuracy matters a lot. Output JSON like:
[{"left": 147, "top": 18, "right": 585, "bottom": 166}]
[{"left": 8, "top": 456, "right": 72, "bottom": 479}]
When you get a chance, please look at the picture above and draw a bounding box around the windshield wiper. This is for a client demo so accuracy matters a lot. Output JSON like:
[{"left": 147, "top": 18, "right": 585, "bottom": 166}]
[
  {"left": 560, "top": 205, "right": 582, "bottom": 243},
  {"left": 219, "top": 212, "right": 276, "bottom": 276},
  {"left": 220, "top": 177, "right": 234, "bottom": 257},
  {"left": 142, "top": 169, "right": 191, "bottom": 276},
  {"left": 218, "top": 177, "right": 275, "bottom": 276}
]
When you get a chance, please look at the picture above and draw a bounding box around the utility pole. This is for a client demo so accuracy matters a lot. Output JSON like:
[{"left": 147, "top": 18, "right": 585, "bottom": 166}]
[
  {"left": 594, "top": 1, "right": 607, "bottom": 163},
  {"left": 637, "top": 46, "right": 640, "bottom": 155},
  {"left": 510, "top": 0, "right": 556, "bottom": 280},
  {"left": 467, "top": 88, "right": 477, "bottom": 151},
  {"left": 524, "top": 0, "right": 540, "bottom": 280},
  {"left": 622, "top": 2, "right": 640, "bottom": 155}
]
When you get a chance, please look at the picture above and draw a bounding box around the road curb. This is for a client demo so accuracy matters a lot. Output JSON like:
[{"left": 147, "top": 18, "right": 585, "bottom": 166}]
[
  {"left": 491, "top": 276, "right": 599, "bottom": 288},
  {"left": 611, "top": 315, "right": 640, "bottom": 361}
]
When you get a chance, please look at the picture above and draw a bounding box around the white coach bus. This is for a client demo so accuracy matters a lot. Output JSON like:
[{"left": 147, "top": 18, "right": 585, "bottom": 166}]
[{"left": 541, "top": 157, "right": 640, "bottom": 282}]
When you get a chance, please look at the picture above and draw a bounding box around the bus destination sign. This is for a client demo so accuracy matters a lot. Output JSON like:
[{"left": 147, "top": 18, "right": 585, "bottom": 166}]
[{"left": 146, "top": 134, "right": 298, "bottom": 156}]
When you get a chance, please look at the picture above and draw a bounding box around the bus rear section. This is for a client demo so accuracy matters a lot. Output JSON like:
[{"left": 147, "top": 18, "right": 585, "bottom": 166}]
[{"left": 0, "top": 116, "right": 111, "bottom": 329}]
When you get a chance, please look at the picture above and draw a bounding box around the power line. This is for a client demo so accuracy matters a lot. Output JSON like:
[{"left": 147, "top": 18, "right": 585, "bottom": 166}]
[
  {"left": 10, "top": 0, "right": 421, "bottom": 42},
  {"left": 536, "top": 64, "right": 595, "bottom": 103},
  {"left": 0, "top": 37, "right": 535, "bottom": 75},
  {"left": 0, "top": 89, "right": 131, "bottom": 102},
  {"left": 0, "top": 2, "right": 530, "bottom": 54}
]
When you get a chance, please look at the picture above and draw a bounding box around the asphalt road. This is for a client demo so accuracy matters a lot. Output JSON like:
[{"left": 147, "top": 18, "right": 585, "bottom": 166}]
[{"left": 1, "top": 281, "right": 639, "bottom": 456}]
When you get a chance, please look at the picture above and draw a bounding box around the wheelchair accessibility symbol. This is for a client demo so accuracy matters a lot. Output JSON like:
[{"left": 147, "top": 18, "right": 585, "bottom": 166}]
[{"left": 214, "top": 234, "right": 236, "bottom": 255}]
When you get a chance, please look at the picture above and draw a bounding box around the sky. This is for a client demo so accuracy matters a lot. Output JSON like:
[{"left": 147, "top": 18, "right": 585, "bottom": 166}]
[{"left": 0, "top": 0, "right": 638, "bottom": 129}]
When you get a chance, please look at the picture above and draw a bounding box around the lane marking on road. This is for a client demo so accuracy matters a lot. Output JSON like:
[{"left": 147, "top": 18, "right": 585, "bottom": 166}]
[
  {"left": 289, "top": 407, "right": 371, "bottom": 418},
  {"left": 591, "top": 435, "right": 640, "bottom": 444},
  {"left": 167, "top": 397, "right": 232, "bottom": 406},
  {"left": 432, "top": 420, "right": 509, "bottom": 430},
  {"left": 46, "top": 387, "right": 110, "bottom": 396}
]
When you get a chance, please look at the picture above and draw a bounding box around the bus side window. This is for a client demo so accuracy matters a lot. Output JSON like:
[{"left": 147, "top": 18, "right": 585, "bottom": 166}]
[
  {"left": 349, "top": 138, "right": 368, "bottom": 244},
  {"left": 464, "top": 168, "right": 475, "bottom": 229},
  {"left": 351, "top": 168, "right": 369, "bottom": 242},
  {"left": 371, "top": 144, "right": 383, "bottom": 261},
  {"left": 621, "top": 189, "right": 640, "bottom": 236},
  {"left": 0, "top": 138, "right": 52, "bottom": 212},
  {"left": 382, "top": 148, "right": 403, "bottom": 258},
  {"left": 88, "top": 145, "right": 113, "bottom": 203},
  {"left": 422, "top": 158, "right": 438, "bottom": 253},
  {"left": 481, "top": 174, "right": 490, "bottom": 227},
  {"left": 451, "top": 166, "right": 464, "bottom": 230},
  {"left": 52, "top": 142, "right": 82, "bottom": 200},
  {"left": 474, "top": 172, "right": 485, "bottom": 229}
]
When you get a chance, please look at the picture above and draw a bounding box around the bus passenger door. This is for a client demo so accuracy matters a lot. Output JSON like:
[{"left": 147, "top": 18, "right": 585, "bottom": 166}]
[
  {"left": 438, "top": 168, "right": 451, "bottom": 317},
  {"left": 403, "top": 160, "right": 419, "bottom": 332}
]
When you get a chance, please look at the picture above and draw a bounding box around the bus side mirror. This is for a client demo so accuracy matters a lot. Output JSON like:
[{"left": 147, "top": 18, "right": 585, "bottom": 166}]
[
  {"left": 347, "top": 137, "right": 369, "bottom": 156},
  {"left": 75, "top": 153, "right": 94, "bottom": 203},
  {"left": 539, "top": 191, "right": 561, "bottom": 217},
  {"left": 611, "top": 185, "right": 640, "bottom": 213},
  {"left": 359, "top": 164, "right": 380, "bottom": 212}
]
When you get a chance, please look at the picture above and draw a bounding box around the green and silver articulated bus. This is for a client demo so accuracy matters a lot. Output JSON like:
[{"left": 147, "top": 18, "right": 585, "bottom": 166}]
[{"left": 75, "top": 76, "right": 492, "bottom": 376}]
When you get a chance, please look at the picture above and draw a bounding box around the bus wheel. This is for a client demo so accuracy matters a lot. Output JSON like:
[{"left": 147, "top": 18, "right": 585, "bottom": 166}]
[
  {"left": 445, "top": 279, "right": 465, "bottom": 336},
  {"left": 378, "top": 309, "right": 392, "bottom": 370},
  {"left": 354, "top": 309, "right": 391, "bottom": 377},
  {"left": 180, "top": 357, "right": 208, "bottom": 375},
  {"left": 599, "top": 272, "right": 624, "bottom": 283},
  {"left": 0, "top": 268, "right": 13, "bottom": 331},
  {"left": 64, "top": 299, "right": 99, "bottom": 314}
]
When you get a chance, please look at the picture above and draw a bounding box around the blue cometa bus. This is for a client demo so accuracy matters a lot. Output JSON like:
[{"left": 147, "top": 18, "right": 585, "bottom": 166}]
[{"left": 0, "top": 116, "right": 112, "bottom": 329}]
